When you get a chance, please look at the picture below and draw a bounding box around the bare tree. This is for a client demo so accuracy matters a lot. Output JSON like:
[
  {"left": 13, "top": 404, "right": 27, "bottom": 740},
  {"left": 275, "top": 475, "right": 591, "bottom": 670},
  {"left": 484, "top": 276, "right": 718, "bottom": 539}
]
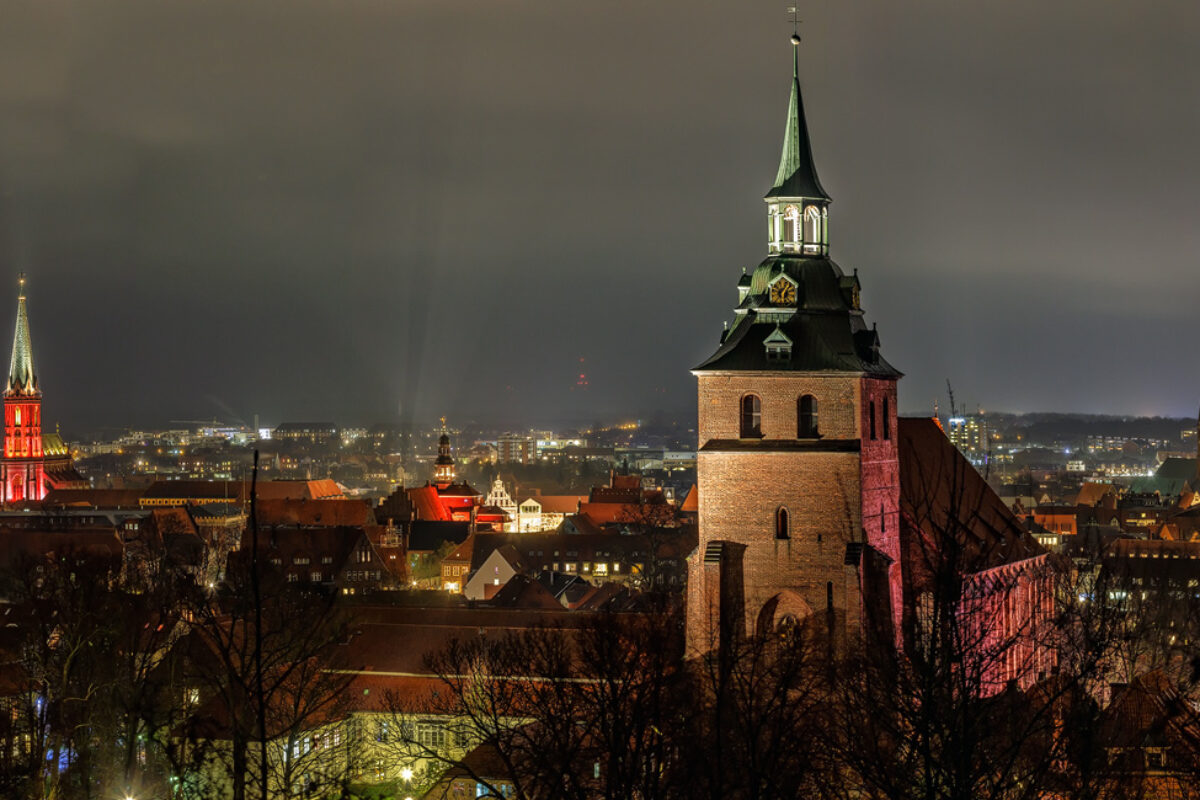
[
  {"left": 183, "top": 563, "right": 353, "bottom": 800},
  {"left": 380, "top": 610, "right": 687, "bottom": 800}
]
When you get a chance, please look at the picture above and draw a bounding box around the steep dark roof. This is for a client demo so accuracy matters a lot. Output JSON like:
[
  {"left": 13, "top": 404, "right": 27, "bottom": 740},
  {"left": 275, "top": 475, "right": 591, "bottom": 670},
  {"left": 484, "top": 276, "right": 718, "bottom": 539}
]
[
  {"left": 764, "top": 42, "right": 829, "bottom": 202},
  {"left": 487, "top": 573, "right": 564, "bottom": 610},
  {"left": 1157, "top": 457, "right": 1198, "bottom": 482},
  {"left": 695, "top": 255, "right": 899, "bottom": 377},
  {"left": 898, "top": 417, "right": 1043, "bottom": 572}
]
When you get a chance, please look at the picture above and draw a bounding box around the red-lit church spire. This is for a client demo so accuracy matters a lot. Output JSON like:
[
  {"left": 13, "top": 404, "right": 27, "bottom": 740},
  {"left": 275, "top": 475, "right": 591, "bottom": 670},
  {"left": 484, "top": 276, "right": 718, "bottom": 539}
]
[{"left": 2, "top": 274, "right": 45, "bottom": 503}]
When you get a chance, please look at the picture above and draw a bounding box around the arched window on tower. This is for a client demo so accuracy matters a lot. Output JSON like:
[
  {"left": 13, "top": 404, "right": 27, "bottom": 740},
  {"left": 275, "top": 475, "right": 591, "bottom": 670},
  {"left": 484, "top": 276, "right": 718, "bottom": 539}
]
[
  {"left": 798, "top": 394, "right": 819, "bottom": 438},
  {"left": 869, "top": 400, "right": 877, "bottom": 440},
  {"left": 740, "top": 394, "right": 762, "bottom": 438},
  {"left": 804, "top": 206, "right": 822, "bottom": 253},
  {"left": 783, "top": 206, "right": 800, "bottom": 248},
  {"left": 883, "top": 396, "right": 891, "bottom": 440},
  {"left": 775, "top": 507, "right": 790, "bottom": 540}
]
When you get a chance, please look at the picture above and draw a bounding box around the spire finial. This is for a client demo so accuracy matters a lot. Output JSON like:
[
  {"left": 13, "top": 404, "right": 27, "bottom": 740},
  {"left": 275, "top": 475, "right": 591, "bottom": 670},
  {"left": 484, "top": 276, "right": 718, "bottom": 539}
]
[{"left": 17, "top": 273, "right": 25, "bottom": 300}]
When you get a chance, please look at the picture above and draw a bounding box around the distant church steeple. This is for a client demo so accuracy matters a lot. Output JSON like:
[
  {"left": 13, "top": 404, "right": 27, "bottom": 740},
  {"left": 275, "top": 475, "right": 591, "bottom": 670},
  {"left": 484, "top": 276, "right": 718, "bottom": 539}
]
[
  {"left": 765, "top": 32, "right": 830, "bottom": 257},
  {"left": 2, "top": 274, "right": 45, "bottom": 503},
  {"left": 434, "top": 417, "right": 456, "bottom": 488}
]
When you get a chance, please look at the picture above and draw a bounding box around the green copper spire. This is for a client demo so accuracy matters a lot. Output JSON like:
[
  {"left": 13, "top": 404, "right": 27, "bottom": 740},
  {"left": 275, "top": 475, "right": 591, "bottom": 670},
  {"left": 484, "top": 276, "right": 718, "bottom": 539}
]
[
  {"left": 766, "top": 36, "right": 830, "bottom": 201},
  {"left": 7, "top": 274, "right": 37, "bottom": 396}
]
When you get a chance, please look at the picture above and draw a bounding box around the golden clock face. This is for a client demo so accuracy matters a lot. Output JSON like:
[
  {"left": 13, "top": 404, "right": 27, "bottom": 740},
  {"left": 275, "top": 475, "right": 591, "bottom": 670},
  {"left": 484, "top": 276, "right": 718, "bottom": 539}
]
[{"left": 769, "top": 280, "right": 797, "bottom": 306}]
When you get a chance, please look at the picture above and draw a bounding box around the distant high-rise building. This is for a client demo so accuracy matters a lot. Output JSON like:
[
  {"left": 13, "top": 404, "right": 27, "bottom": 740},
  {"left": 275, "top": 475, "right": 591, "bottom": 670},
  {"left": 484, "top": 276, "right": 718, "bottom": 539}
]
[
  {"left": 497, "top": 435, "right": 535, "bottom": 465},
  {"left": 946, "top": 413, "right": 989, "bottom": 467}
]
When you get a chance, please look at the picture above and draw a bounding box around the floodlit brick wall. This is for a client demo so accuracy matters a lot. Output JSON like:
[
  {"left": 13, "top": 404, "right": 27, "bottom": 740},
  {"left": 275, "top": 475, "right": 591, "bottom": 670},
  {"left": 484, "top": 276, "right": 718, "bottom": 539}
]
[
  {"left": 689, "top": 372, "right": 901, "bottom": 654},
  {"left": 860, "top": 377, "right": 903, "bottom": 635},
  {"left": 696, "top": 373, "right": 859, "bottom": 440}
]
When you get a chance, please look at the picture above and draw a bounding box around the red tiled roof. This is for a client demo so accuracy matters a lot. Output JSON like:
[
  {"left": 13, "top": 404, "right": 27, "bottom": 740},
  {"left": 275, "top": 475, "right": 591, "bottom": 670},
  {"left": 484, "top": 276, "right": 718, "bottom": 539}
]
[
  {"left": 611, "top": 475, "right": 640, "bottom": 490},
  {"left": 679, "top": 484, "right": 699, "bottom": 513},
  {"left": 0, "top": 529, "right": 123, "bottom": 571},
  {"left": 141, "top": 479, "right": 345, "bottom": 505},
  {"left": 408, "top": 485, "right": 451, "bottom": 522},
  {"left": 520, "top": 495, "right": 585, "bottom": 514},
  {"left": 255, "top": 498, "right": 373, "bottom": 527},
  {"left": 43, "top": 488, "right": 146, "bottom": 509}
]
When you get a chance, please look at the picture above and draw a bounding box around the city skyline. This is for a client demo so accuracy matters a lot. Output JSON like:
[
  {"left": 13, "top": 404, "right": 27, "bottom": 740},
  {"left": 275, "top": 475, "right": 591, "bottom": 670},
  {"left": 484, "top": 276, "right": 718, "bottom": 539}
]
[{"left": 1, "top": 1, "right": 1197, "bottom": 432}]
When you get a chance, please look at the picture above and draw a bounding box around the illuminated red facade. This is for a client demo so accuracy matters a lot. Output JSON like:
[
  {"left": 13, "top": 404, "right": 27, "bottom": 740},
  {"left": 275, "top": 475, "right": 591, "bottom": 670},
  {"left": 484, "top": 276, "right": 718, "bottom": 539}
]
[{"left": 1, "top": 276, "right": 45, "bottom": 503}]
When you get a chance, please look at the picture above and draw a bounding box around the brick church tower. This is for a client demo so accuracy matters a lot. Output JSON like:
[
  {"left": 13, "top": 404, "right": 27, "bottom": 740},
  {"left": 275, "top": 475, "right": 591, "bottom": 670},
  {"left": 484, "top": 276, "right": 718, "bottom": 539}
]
[
  {"left": 1, "top": 275, "right": 46, "bottom": 503},
  {"left": 686, "top": 35, "right": 903, "bottom": 654}
]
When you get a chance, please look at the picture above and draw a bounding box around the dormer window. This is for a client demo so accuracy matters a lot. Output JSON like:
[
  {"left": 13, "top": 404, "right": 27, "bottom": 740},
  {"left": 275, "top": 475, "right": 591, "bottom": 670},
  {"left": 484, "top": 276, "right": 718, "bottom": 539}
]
[{"left": 763, "top": 326, "right": 793, "bottom": 362}]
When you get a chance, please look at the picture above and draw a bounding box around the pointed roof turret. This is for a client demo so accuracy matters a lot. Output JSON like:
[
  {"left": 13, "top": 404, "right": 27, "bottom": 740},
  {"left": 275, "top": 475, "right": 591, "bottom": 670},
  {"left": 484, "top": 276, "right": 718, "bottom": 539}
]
[
  {"left": 6, "top": 275, "right": 37, "bottom": 397},
  {"left": 766, "top": 34, "right": 830, "bottom": 202}
]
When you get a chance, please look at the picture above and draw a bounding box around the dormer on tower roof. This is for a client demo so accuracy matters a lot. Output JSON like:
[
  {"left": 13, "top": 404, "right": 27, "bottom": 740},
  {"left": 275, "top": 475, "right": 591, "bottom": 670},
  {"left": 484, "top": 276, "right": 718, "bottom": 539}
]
[{"left": 6, "top": 275, "right": 37, "bottom": 397}]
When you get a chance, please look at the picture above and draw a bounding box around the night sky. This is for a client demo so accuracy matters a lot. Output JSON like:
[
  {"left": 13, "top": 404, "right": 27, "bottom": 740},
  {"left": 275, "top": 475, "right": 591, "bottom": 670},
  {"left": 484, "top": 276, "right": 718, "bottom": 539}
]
[{"left": 1, "top": 1, "right": 1197, "bottom": 435}]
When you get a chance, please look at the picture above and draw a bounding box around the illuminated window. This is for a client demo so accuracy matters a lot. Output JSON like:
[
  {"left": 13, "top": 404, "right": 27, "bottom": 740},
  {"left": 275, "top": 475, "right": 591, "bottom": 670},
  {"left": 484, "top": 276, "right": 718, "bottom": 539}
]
[
  {"left": 775, "top": 507, "right": 790, "bottom": 540},
  {"left": 804, "top": 205, "right": 822, "bottom": 253},
  {"left": 416, "top": 722, "right": 448, "bottom": 749},
  {"left": 740, "top": 395, "right": 762, "bottom": 438},
  {"left": 782, "top": 205, "right": 800, "bottom": 245},
  {"left": 798, "top": 395, "right": 818, "bottom": 438}
]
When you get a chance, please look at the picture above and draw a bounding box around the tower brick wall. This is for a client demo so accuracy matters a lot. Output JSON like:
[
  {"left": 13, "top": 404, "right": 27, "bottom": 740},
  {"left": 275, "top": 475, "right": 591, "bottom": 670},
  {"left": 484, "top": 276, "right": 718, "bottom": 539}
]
[
  {"left": 697, "top": 373, "right": 860, "bottom": 440},
  {"left": 860, "top": 377, "right": 902, "bottom": 636}
]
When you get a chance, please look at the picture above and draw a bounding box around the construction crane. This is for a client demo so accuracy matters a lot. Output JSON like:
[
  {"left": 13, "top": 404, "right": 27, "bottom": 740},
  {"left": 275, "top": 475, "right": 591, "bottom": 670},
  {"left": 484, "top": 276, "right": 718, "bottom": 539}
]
[{"left": 945, "top": 380, "right": 958, "bottom": 419}]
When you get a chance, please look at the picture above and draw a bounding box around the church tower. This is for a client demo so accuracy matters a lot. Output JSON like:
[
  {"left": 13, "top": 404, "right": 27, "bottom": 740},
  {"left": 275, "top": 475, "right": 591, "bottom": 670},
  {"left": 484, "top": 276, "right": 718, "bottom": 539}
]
[
  {"left": 686, "top": 35, "right": 903, "bottom": 654},
  {"left": 1, "top": 275, "right": 46, "bottom": 504},
  {"left": 433, "top": 419, "right": 456, "bottom": 489}
]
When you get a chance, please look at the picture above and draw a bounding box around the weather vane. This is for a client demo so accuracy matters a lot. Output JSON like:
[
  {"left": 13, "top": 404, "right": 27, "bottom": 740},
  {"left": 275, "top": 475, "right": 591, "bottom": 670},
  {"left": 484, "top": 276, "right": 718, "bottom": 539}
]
[{"left": 788, "top": 5, "right": 801, "bottom": 40}]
